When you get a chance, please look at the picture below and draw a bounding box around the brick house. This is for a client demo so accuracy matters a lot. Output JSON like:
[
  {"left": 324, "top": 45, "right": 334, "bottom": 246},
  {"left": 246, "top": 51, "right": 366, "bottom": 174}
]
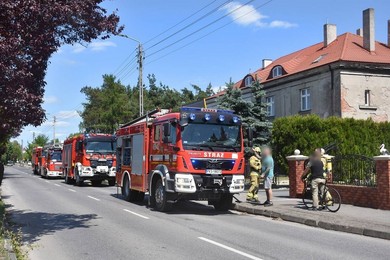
[{"left": 205, "top": 8, "right": 390, "bottom": 122}]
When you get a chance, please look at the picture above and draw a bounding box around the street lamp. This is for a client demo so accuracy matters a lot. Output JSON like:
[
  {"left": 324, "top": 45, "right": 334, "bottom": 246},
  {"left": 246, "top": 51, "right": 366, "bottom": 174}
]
[{"left": 118, "top": 34, "right": 144, "bottom": 116}]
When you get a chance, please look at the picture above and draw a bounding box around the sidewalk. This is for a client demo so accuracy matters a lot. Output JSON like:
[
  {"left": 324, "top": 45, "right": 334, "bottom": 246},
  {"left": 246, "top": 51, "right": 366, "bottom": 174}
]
[{"left": 232, "top": 189, "right": 390, "bottom": 240}]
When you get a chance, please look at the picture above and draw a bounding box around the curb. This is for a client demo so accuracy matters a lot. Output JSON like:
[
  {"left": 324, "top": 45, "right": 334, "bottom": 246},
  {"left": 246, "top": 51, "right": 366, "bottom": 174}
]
[
  {"left": 4, "top": 239, "right": 17, "bottom": 260},
  {"left": 232, "top": 203, "right": 390, "bottom": 240}
]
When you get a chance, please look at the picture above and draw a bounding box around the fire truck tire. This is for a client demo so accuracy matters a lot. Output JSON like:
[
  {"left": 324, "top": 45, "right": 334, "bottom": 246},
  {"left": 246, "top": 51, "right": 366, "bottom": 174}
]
[
  {"left": 65, "top": 171, "right": 74, "bottom": 184},
  {"left": 153, "top": 179, "right": 171, "bottom": 212},
  {"left": 75, "top": 170, "right": 83, "bottom": 186},
  {"left": 122, "top": 175, "right": 136, "bottom": 201},
  {"left": 213, "top": 194, "right": 233, "bottom": 211}
]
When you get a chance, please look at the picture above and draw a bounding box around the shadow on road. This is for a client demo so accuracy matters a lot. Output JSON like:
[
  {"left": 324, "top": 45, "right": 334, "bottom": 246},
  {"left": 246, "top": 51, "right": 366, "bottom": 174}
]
[{"left": 7, "top": 208, "right": 99, "bottom": 244}]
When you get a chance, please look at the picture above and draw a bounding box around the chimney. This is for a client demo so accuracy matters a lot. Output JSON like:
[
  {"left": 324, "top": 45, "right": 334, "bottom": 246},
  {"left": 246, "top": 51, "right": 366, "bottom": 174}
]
[
  {"left": 324, "top": 24, "right": 337, "bottom": 47},
  {"left": 356, "top": 28, "right": 363, "bottom": 36},
  {"left": 388, "top": 20, "right": 390, "bottom": 47},
  {"left": 262, "top": 59, "right": 272, "bottom": 69},
  {"left": 363, "top": 8, "right": 375, "bottom": 52}
]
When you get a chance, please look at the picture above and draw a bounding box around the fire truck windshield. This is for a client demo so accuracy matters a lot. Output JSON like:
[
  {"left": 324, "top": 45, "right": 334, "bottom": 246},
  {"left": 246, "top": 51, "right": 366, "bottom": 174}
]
[
  {"left": 50, "top": 151, "right": 62, "bottom": 161},
  {"left": 181, "top": 123, "right": 241, "bottom": 151},
  {"left": 85, "top": 140, "right": 115, "bottom": 154}
]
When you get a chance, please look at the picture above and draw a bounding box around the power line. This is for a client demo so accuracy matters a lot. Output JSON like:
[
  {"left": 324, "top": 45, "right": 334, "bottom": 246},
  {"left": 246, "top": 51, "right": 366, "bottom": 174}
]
[
  {"left": 111, "top": 47, "right": 137, "bottom": 76},
  {"left": 143, "top": 0, "right": 220, "bottom": 46},
  {"left": 144, "top": 0, "right": 234, "bottom": 52},
  {"left": 146, "top": 0, "right": 256, "bottom": 58},
  {"left": 146, "top": 0, "right": 274, "bottom": 65},
  {"left": 115, "top": 54, "right": 138, "bottom": 78}
]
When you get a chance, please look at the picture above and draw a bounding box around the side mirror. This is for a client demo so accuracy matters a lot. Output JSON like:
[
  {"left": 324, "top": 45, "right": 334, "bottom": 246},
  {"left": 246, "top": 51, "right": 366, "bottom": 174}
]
[
  {"left": 76, "top": 140, "right": 83, "bottom": 152},
  {"left": 163, "top": 123, "right": 171, "bottom": 137},
  {"left": 247, "top": 128, "right": 253, "bottom": 147}
]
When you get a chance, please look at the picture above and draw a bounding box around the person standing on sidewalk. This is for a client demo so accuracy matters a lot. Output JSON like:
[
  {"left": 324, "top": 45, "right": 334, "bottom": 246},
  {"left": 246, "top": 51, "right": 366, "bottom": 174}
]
[
  {"left": 246, "top": 147, "right": 261, "bottom": 202},
  {"left": 302, "top": 149, "right": 326, "bottom": 210},
  {"left": 261, "top": 147, "right": 274, "bottom": 207}
]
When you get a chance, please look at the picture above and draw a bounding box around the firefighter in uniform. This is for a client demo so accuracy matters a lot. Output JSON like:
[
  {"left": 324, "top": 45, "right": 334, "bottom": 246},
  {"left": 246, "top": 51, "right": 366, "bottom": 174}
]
[{"left": 246, "top": 147, "right": 262, "bottom": 202}]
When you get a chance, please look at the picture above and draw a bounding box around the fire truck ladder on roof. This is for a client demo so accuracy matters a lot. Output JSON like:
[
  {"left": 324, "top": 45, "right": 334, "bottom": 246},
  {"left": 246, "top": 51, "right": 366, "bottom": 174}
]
[{"left": 120, "top": 108, "right": 169, "bottom": 128}]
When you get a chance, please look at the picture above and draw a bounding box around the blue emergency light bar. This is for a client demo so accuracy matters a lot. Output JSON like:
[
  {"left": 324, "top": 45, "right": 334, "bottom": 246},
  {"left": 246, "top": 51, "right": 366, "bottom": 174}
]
[{"left": 180, "top": 107, "right": 235, "bottom": 114}]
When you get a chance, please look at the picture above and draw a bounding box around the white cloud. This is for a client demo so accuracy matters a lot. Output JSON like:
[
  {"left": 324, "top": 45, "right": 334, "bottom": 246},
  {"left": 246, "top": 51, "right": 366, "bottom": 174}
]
[
  {"left": 269, "top": 20, "right": 297, "bottom": 28},
  {"left": 221, "top": 2, "right": 267, "bottom": 26},
  {"left": 221, "top": 1, "right": 297, "bottom": 28},
  {"left": 56, "top": 110, "right": 80, "bottom": 120},
  {"left": 41, "top": 120, "right": 70, "bottom": 127},
  {"left": 89, "top": 41, "right": 117, "bottom": 52},
  {"left": 44, "top": 95, "right": 59, "bottom": 104},
  {"left": 71, "top": 41, "right": 116, "bottom": 53}
]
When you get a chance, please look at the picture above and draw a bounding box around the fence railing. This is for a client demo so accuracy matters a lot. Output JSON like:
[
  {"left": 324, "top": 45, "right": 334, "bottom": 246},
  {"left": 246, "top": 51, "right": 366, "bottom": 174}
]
[{"left": 331, "top": 154, "right": 376, "bottom": 187}]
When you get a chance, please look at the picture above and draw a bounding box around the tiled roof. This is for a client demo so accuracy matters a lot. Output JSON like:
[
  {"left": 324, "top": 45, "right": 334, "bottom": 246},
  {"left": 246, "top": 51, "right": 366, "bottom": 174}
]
[{"left": 236, "top": 32, "right": 390, "bottom": 88}]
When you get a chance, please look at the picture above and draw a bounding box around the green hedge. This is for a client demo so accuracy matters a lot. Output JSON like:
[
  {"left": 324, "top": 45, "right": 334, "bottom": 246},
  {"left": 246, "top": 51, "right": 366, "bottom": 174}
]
[{"left": 272, "top": 115, "right": 390, "bottom": 175}]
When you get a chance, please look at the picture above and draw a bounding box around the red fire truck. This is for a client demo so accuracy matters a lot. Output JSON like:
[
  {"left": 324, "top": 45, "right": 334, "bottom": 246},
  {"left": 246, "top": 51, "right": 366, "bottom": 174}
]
[
  {"left": 116, "top": 107, "right": 245, "bottom": 212},
  {"left": 62, "top": 134, "right": 116, "bottom": 186},
  {"left": 41, "top": 143, "right": 63, "bottom": 178},
  {"left": 32, "top": 146, "right": 43, "bottom": 175}
]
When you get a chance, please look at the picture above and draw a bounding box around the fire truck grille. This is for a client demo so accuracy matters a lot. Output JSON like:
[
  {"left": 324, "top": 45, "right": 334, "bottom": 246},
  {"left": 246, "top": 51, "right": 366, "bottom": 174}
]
[
  {"left": 54, "top": 165, "right": 61, "bottom": 171},
  {"left": 191, "top": 159, "right": 235, "bottom": 171},
  {"left": 90, "top": 160, "right": 113, "bottom": 168}
]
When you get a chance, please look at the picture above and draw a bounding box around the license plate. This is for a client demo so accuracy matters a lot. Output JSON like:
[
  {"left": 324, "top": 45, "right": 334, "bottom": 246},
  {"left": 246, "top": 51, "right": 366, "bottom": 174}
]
[{"left": 206, "top": 169, "right": 222, "bottom": 175}]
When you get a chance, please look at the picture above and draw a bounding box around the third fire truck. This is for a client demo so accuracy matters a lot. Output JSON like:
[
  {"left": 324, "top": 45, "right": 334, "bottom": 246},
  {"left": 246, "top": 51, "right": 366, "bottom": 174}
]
[
  {"left": 116, "top": 107, "right": 245, "bottom": 212},
  {"left": 41, "top": 143, "right": 63, "bottom": 178},
  {"left": 62, "top": 134, "right": 116, "bottom": 186},
  {"left": 32, "top": 146, "right": 43, "bottom": 175}
]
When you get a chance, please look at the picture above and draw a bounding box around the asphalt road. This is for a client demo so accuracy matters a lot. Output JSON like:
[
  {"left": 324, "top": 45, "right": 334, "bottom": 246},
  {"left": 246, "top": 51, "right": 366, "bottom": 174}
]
[{"left": 2, "top": 165, "right": 389, "bottom": 260}]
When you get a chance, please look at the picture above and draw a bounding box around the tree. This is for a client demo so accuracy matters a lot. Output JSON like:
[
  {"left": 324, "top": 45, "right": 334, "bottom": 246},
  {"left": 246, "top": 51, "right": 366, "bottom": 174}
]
[
  {"left": 1, "top": 141, "right": 22, "bottom": 163},
  {"left": 24, "top": 134, "right": 50, "bottom": 161},
  {"left": 0, "top": 0, "right": 123, "bottom": 155},
  {"left": 80, "top": 75, "right": 132, "bottom": 133},
  {"left": 218, "top": 79, "right": 271, "bottom": 148}
]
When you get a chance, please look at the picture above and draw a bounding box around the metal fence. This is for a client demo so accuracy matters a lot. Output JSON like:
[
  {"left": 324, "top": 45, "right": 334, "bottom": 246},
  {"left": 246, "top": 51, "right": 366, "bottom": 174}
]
[{"left": 331, "top": 154, "right": 376, "bottom": 187}]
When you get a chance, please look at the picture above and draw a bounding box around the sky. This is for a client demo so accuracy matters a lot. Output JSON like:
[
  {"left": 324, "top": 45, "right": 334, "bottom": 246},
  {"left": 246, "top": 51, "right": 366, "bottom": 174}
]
[{"left": 13, "top": 0, "right": 390, "bottom": 147}]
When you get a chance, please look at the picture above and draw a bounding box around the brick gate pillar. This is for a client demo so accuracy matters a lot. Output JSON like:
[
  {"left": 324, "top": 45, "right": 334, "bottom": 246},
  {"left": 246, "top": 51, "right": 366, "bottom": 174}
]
[
  {"left": 373, "top": 155, "right": 390, "bottom": 210},
  {"left": 286, "top": 153, "right": 308, "bottom": 198}
]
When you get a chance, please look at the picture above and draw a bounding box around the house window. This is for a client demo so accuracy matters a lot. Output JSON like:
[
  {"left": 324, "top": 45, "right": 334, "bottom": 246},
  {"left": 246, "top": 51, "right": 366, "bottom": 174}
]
[
  {"left": 364, "top": 90, "right": 371, "bottom": 106},
  {"left": 266, "top": 96, "right": 275, "bottom": 117},
  {"left": 272, "top": 66, "right": 283, "bottom": 78},
  {"left": 244, "top": 76, "right": 253, "bottom": 87},
  {"left": 300, "top": 88, "right": 311, "bottom": 111}
]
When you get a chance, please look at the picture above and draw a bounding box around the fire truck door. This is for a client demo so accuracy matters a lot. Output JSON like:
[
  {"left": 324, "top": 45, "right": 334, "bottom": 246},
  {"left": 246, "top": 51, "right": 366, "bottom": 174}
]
[{"left": 131, "top": 134, "right": 144, "bottom": 175}]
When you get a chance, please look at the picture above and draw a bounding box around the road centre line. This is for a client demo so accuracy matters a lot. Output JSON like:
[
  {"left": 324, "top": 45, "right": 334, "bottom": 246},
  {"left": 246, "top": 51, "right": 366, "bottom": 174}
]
[
  {"left": 45, "top": 180, "right": 50, "bottom": 183},
  {"left": 123, "top": 209, "right": 150, "bottom": 220},
  {"left": 54, "top": 184, "right": 61, "bottom": 187},
  {"left": 68, "top": 189, "right": 76, "bottom": 192},
  {"left": 87, "top": 195, "right": 100, "bottom": 201},
  {"left": 198, "top": 237, "right": 263, "bottom": 260}
]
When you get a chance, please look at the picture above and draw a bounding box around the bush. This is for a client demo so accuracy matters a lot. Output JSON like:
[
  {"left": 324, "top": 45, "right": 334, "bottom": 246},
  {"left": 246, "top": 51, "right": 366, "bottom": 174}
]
[{"left": 272, "top": 115, "right": 390, "bottom": 175}]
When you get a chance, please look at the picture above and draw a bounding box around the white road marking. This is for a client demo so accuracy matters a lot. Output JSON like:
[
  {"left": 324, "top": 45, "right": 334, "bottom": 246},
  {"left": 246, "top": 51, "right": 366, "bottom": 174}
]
[
  {"left": 54, "top": 184, "right": 61, "bottom": 187},
  {"left": 123, "top": 209, "right": 150, "bottom": 220},
  {"left": 87, "top": 195, "right": 100, "bottom": 201},
  {"left": 198, "top": 237, "right": 263, "bottom": 260},
  {"left": 68, "top": 189, "right": 76, "bottom": 192},
  {"left": 45, "top": 180, "right": 50, "bottom": 183}
]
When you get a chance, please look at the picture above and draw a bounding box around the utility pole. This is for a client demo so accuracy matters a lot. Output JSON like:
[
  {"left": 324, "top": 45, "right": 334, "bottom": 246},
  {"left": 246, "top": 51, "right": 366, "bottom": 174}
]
[
  {"left": 53, "top": 116, "right": 56, "bottom": 145},
  {"left": 137, "top": 43, "right": 144, "bottom": 116},
  {"left": 119, "top": 34, "right": 144, "bottom": 116}
]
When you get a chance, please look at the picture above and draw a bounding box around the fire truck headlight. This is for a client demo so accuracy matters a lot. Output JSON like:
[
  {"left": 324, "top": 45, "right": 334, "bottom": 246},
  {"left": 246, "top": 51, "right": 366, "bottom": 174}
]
[
  {"left": 232, "top": 116, "right": 239, "bottom": 123},
  {"left": 230, "top": 175, "right": 245, "bottom": 193},
  {"left": 175, "top": 174, "right": 196, "bottom": 193},
  {"left": 218, "top": 114, "right": 225, "bottom": 122}
]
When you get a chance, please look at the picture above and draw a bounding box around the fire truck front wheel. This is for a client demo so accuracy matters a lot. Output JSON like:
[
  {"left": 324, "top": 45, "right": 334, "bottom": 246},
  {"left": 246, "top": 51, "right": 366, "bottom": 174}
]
[
  {"left": 153, "top": 179, "right": 172, "bottom": 212},
  {"left": 75, "top": 169, "right": 84, "bottom": 186}
]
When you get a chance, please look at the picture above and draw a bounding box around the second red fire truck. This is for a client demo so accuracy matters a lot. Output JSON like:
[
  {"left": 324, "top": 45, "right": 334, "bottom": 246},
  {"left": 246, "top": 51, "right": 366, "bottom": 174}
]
[
  {"left": 41, "top": 143, "right": 63, "bottom": 178},
  {"left": 116, "top": 107, "right": 245, "bottom": 212},
  {"left": 62, "top": 133, "right": 116, "bottom": 186}
]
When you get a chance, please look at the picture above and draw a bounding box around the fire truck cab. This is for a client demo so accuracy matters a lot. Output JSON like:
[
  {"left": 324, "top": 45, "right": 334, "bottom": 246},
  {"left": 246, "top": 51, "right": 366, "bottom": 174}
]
[
  {"left": 41, "top": 143, "right": 63, "bottom": 178},
  {"left": 62, "top": 134, "right": 116, "bottom": 186},
  {"left": 116, "top": 108, "right": 245, "bottom": 212},
  {"left": 32, "top": 147, "right": 43, "bottom": 175}
]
